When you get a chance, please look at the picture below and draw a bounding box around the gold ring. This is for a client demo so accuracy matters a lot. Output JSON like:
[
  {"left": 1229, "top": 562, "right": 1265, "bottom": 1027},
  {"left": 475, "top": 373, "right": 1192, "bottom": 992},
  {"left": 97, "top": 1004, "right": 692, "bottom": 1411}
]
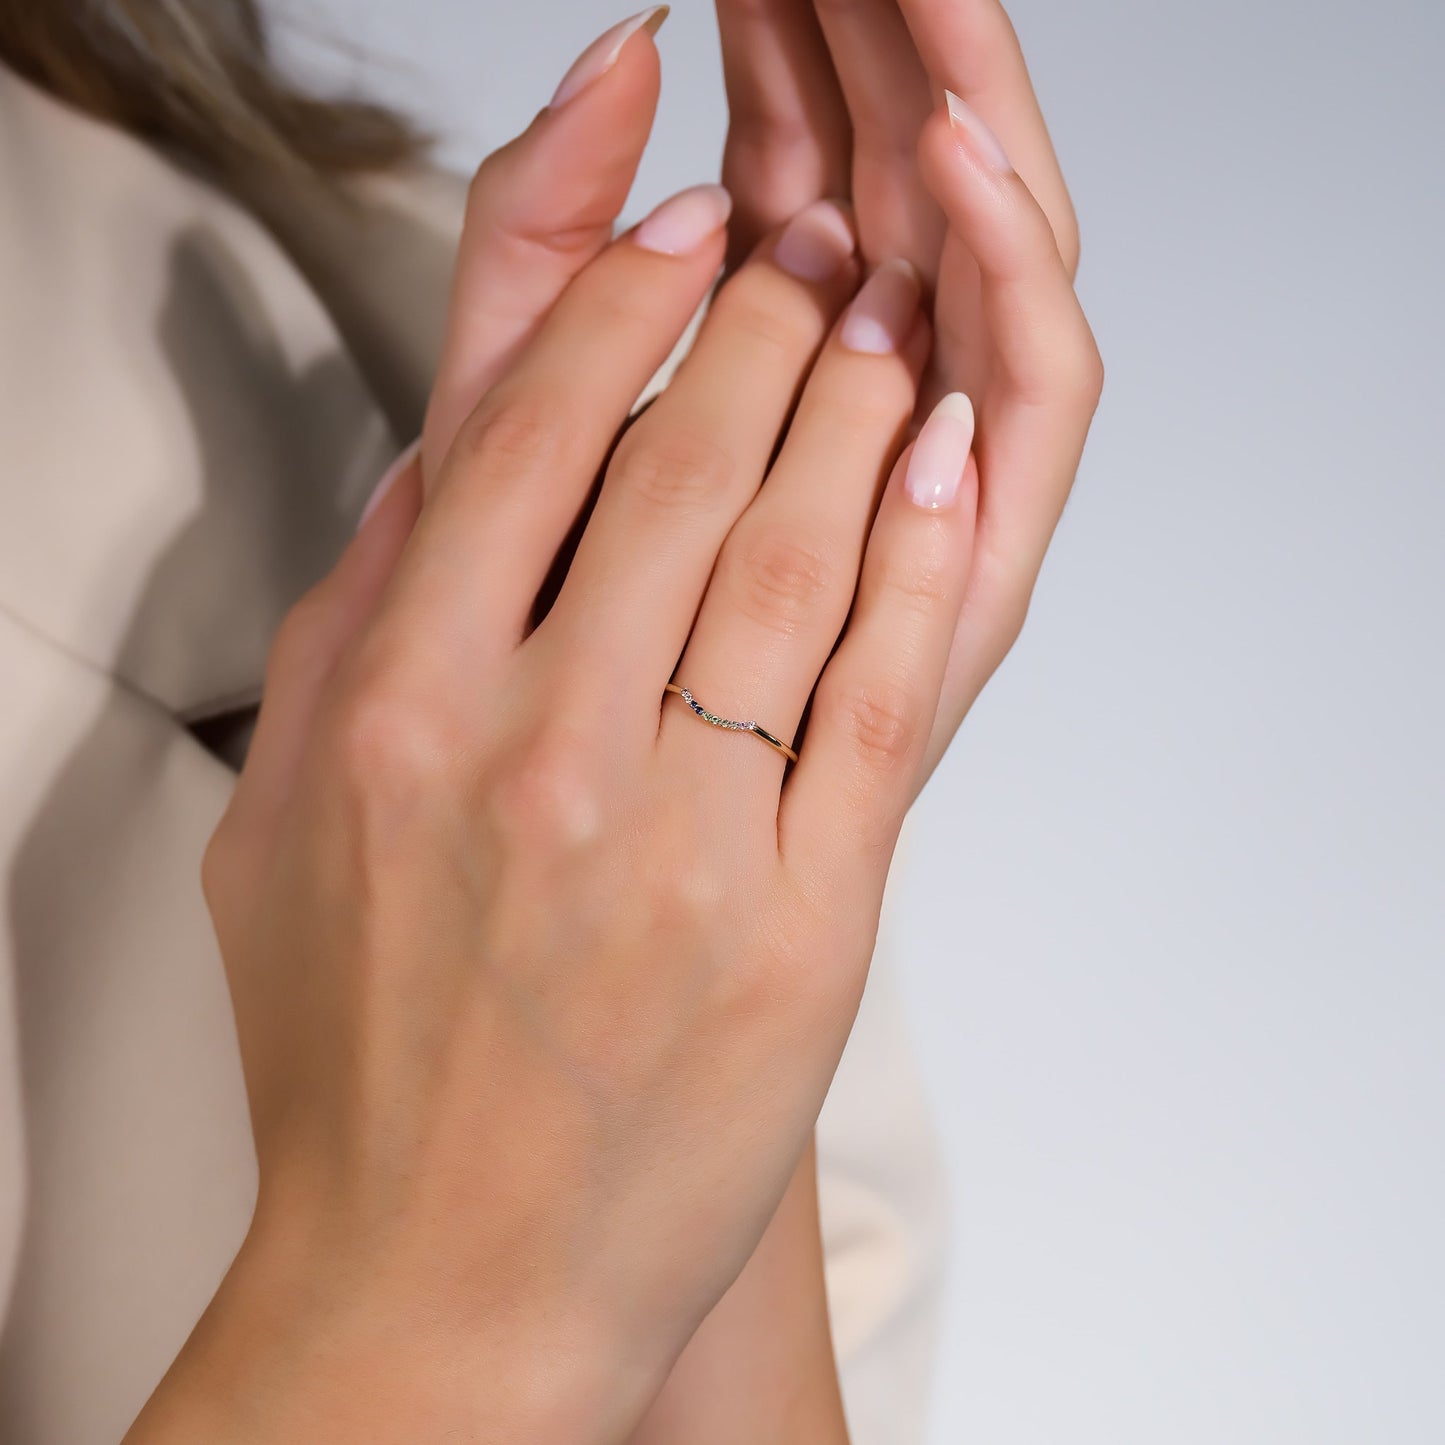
[{"left": 664, "top": 683, "right": 799, "bottom": 763}]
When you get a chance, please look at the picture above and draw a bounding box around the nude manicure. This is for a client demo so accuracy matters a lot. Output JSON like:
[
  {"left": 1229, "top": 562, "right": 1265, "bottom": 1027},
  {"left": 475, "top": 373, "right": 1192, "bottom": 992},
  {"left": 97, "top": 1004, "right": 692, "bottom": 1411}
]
[
  {"left": 633, "top": 184, "right": 732, "bottom": 255},
  {"left": 944, "top": 90, "right": 1013, "bottom": 174},
  {"left": 904, "top": 393, "right": 975, "bottom": 510},
  {"left": 549, "top": 6, "right": 670, "bottom": 110},
  {"left": 773, "top": 200, "right": 856, "bottom": 282},
  {"left": 839, "top": 259, "right": 922, "bottom": 354}
]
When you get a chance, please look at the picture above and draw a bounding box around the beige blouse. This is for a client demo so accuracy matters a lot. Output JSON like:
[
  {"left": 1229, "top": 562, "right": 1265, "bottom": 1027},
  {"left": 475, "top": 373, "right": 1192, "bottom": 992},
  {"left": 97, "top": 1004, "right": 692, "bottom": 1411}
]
[{"left": 0, "top": 64, "right": 946, "bottom": 1443}]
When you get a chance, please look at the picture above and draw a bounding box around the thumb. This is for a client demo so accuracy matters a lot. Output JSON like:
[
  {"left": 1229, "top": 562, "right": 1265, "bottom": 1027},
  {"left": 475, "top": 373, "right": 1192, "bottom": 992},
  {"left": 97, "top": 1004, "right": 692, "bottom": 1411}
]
[{"left": 422, "top": 7, "right": 670, "bottom": 490}]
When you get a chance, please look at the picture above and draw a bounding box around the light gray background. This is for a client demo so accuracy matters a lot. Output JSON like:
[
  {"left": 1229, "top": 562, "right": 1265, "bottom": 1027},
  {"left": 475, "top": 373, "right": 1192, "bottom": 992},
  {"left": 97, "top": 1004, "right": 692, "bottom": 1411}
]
[{"left": 278, "top": 2, "right": 1445, "bottom": 1439}]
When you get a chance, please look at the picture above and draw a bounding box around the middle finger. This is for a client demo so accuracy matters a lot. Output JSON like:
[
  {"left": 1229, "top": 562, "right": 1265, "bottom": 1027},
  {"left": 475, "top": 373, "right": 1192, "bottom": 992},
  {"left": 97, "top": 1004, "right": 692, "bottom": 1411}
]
[
  {"left": 811, "top": 0, "right": 945, "bottom": 281},
  {"left": 661, "top": 258, "right": 927, "bottom": 788},
  {"left": 537, "top": 200, "right": 862, "bottom": 694}
]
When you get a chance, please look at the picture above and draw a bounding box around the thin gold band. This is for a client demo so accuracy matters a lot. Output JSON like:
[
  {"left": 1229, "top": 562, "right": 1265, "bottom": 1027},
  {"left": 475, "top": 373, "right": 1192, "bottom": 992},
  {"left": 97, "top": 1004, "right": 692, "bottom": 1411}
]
[{"left": 663, "top": 682, "right": 799, "bottom": 763}]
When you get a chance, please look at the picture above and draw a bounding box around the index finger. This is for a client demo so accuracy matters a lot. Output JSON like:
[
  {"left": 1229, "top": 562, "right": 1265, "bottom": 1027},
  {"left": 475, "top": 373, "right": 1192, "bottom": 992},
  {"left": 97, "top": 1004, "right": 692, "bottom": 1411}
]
[
  {"left": 423, "top": 9, "right": 670, "bottom": 491},
  {"left": 374, "top": 186, "right": 734, "bottom": 674},
  {"left": 897, "top": 0, "right": 1080, "bottom": 275}
]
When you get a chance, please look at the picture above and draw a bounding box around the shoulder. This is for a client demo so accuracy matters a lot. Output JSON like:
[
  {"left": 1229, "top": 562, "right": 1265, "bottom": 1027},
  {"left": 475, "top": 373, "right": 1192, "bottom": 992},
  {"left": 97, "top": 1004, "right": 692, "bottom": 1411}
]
[{"left": 0, "top": 64, "right": 403, "bottom": 718}]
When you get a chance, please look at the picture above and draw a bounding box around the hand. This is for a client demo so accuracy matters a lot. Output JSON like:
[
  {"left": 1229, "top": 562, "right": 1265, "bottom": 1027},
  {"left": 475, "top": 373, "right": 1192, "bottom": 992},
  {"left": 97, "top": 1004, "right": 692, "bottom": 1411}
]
[
  {"left": 130, "top": 124, "right": 985, "bottom": 1445},
  {"left": 717, "top": 0, "right": 1078, "bottom": 283},
  {"left": 716, "top": 0, "right": 1103, "bottom": 786},
  {"left": 419, "top": 6, "right": 672, "bottom": 494},
  {"left": 636, "top": 8, "right": 1104, "bottom": 1432}
]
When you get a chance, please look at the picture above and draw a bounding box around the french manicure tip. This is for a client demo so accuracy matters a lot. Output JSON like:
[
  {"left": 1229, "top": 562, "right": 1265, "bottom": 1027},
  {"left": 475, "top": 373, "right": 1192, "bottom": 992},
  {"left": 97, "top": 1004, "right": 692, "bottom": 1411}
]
[
  {"left": 548, "top": 7, "right": 670, "bottom": 111},
  {"left": 904, "top": 393, "right": 975, "bottom": 511},
  {"left": 633, "top": 183, "right": 732, "bottom": 255},
  {"left": 943, "top": 89, "right": 1013, "bottom": 173},
  {"left": 839, "top": 257, "right": 923, "bottom": 355},
  {"left": 937, "top": 391, "right": 976, "bottom": 428}
]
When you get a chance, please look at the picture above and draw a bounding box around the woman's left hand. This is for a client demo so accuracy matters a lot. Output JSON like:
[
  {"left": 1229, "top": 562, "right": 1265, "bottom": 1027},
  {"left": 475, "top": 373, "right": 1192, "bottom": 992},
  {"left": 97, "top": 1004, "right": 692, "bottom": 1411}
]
[
  {"left": 716, "top": 0, "right": 1103, "bottom": 783},
  {"left": 144, "top": 189, "right": 971, "bottom": 1443}
]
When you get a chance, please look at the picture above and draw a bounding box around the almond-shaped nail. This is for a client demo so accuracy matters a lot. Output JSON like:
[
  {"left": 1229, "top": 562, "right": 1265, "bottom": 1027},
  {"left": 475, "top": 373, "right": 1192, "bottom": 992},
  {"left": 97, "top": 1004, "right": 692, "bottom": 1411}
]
[
  {"left": 633, "top": 184, "right": 732, "bottom": 256},
  {"left": 944, "top": 90, "right": 1013, "bottom": 174},
  {"left": 904, "top": 393, "right": 975, "bottom": 510},
  {"left": 839, "top": 259, "right": 922, "bottom": 354},
  {"left": 358, "top": 436, "right": 420, "bottom": 531},
  {"left": 549, "top": 6, "right": 669, "bottom": 110},
  {"left": 773, "top": 200, "right": 856, "bottom": 282}
]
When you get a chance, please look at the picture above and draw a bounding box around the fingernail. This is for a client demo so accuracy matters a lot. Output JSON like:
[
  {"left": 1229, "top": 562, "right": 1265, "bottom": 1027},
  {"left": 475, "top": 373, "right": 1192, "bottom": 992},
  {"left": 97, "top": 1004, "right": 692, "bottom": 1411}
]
[
  {"left": 358, "top": 437, "right": 420, "bottom": 531},
  {"left": 904, "top": 393, "right": 975, "bottom": 510},
  {"left": 944, "top": 90, "right": 1013, "bottom": 174},
  {"left": 772, "top": 200, "right": 856, "bottom": 282},
  {"left": 549, "top": 6, "right": 669, "bottom": 110},
  {"left": 633, "top": 184, "right": 732, "bottom": 256},
  {"left": 839, "top": 259, "right": 922, "bottom": 354}
]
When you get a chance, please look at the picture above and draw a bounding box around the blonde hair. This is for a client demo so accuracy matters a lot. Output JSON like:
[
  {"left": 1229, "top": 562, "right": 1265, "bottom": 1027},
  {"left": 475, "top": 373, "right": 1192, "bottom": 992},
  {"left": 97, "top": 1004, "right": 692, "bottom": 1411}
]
[{"left": 0, "top": 0, "right": 427, "bottom": 178}]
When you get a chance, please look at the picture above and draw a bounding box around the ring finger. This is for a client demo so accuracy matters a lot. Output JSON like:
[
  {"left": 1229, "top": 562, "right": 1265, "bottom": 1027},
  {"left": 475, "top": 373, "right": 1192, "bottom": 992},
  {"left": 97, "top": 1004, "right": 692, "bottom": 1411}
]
[
  {"left": 538, "top": 199, "right": 862, "bottom": 699},
  {"left": 661, "top": 258, "right": 927, "bottom": 789}
]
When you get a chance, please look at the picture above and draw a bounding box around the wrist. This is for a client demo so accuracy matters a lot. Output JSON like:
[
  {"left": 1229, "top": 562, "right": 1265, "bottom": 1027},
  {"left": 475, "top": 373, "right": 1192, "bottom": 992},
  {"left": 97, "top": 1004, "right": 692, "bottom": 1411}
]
[
  {"left": 627, "top": 1137, "right": 849, "bottom": 1445},
  {"left": 127, "top": 1208, "right": 657, "bottom": 1445}
]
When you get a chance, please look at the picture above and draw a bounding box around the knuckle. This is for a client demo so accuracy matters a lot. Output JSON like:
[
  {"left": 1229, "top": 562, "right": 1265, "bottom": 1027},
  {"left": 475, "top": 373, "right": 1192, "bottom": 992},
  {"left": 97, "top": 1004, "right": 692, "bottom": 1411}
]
[
  {"left": 989, "top": 580, "right": 1036, "bottom": 660},
  {"left": 819, "top": 363, "right": 917, "bottom": 436},
  {"left": 484, "top": 724, "right": 602, "bottom": 853},
  {"left": 874, "top": 552, "right": 951, "bottom": 614},
  {"left": 610, "top": 428, "right": 736, "bottom": 512},
  {"left": 266, "top": 588, "right": 330, "bottom": 684},
  {"left": 200, "top": 816, "right": 240, "bottom": 914},
  {"left": 1061, "top": 227, "right": 1083, "bottom": 284},
  {"left": 460, "top": 393, "right": 569, "bottom": 477},
  {"left": 1055, "top": 319, "right": 1106, "bottom": 410},
  {"left": 988, "top": 592, "right": 1032, "bottom": 661},
  {"left": 646, "top": 846, "right": 725, "bottom": 937},
  {"left": 723, "top": 528, "right": 837, "bottom": 638},
  {"left": 328, "top": 681, "right": 458, "bottom": 808},
  {"left": 1078, "top": 341, "right": 1106, "bottom": 409},
  {"left": 715, "top": 287, "right": 816, "bottom": 358},
  {"left": 852, "top": 127, "right": 921, "bottom": 168},
  {"left": 727, "top": 116, "right": 827, "bottom": 172},
  {"left": 464, "top": 148, "right": 506, "bottom": 215},
  {"left": 467, "top": 149, "right": 609, "bottom": 264},
  {"left": 971, "top": 531, "right": 1038, "bottom": 655},
  {"left": 819, "top": 672, "right": 921, "bottom": 775},
  {"left": 584, "top": 284, "right": 675, "bottom": 341}
]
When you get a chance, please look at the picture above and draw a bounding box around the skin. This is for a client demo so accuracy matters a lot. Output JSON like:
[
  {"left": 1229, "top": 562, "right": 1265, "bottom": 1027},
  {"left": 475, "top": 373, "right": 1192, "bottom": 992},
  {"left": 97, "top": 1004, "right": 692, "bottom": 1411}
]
[
  {"left": 647, "top": 5, "right": 1103, "bottom": 1432},
  {"left": 126, "top": 7, "right": 1102, "bottom": 1439},
  {"left": 129, "top": 175, "right": 955, "bottom": 1442}
]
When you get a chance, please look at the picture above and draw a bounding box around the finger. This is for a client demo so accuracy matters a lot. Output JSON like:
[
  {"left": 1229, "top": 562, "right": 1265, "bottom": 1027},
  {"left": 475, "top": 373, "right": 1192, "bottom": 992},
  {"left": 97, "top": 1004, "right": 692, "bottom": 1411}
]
[
  {"left": 716, "top": 0, "right": 852, "bottom": 266},
  {"left": 917, "top": 96, "right": 1103, "bottom": 778},
  {"left": 781, "top": 393, "right": 978, "bottom": 878},
  {"left": 809, "top": 0, "right": 944, "bottom": 280},
  {"left": 897, "top": 0, "right": 1079, "bottom": 273},
  {"left": 422, "top": 7, "right": 669, "bottom": 490},
  {"left": 378, "top": 185, "right": 733, "bottom": 664},
  {"left": 542, "top": 200, "right": 860, "bottom": 701},
  {"left": 230, "top": 452, "right": 424, "bottom": 830},
  {"left": 661, "top": 259, "right": 927, "bottom": 792},
  {"left": 920, "top": 97, "right": 1100, "bottom": 416}
]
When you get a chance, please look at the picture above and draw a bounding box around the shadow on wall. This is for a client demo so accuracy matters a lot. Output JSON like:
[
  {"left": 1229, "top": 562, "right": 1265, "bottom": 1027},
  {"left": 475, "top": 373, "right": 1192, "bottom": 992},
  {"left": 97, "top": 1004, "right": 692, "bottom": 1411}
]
[{"left": 0, "top": 224, "right": 385, "bottom": 1440}]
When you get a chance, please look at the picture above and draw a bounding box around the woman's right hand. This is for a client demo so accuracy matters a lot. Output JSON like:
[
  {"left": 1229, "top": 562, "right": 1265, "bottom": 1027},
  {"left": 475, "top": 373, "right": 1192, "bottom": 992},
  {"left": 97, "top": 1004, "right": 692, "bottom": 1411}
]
[{"left": 128, "top": 120, "right": 984, "bottom": 1445}]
